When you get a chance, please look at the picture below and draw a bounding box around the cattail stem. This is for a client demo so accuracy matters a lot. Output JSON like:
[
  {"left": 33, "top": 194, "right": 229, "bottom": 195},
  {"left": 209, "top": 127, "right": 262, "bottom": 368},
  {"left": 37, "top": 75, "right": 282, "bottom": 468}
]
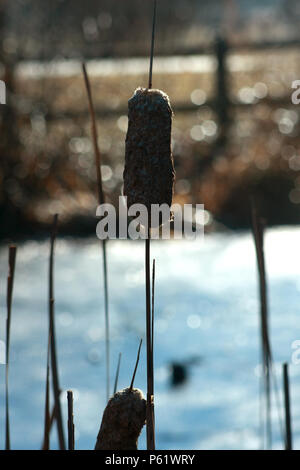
[
  {"left": 67, "top": 390, "right": 75, "bottom": 450},
  {"left": 145, "top": 231, "right": 155, "bottom": 450},
  {"left": 151, "top": 259, "right": 155, "bottom": 357},
  {"left": 150, "top": 258, "right": 156, "bottom": 439},
  {"left": 49, "top": 214, "right": 66, "bottom": 450},
  {"left": 148, "top": 0, "right": 157, "bottom": 89},
  {"left": 102, "top": 246, "right": 109, "bottom": 400},
  {"left": 283, "top": 363, "right": 292, "bottom": 450},
  {"left": 5, "top": 245, "right": 17, "bottom": 451},
  {"left": 82, "top": 63, "right": 110, "bottom": 401}
]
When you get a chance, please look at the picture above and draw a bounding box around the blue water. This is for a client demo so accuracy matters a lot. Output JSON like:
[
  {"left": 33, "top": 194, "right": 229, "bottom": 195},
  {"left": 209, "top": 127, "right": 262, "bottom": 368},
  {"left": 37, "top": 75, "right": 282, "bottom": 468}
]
[{"left": 0, "top": 226, "right": 299, "bottom": 450}]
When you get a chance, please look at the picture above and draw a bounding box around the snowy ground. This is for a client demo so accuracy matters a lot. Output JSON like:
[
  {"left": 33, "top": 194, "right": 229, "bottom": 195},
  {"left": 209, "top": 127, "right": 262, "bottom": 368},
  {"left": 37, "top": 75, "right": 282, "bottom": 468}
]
[{"left": 0, "top": 226, "right": 300, "bottom": 450}]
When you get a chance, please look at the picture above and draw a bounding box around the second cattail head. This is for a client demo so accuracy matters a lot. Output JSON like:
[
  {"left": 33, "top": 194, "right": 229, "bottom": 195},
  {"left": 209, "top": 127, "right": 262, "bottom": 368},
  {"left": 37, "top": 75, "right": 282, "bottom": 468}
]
[{"left": 94, "top": 387, "right": 146, "bottom": 450}]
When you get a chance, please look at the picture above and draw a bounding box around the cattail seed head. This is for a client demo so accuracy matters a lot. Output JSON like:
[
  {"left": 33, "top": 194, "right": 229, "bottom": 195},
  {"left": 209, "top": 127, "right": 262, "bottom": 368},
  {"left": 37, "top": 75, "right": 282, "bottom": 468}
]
[
  {"left": 95, "top": 387, "right": 146, "bottom": 450},
  {"left": 123, "top": 87, "right": 175, "bottom": 223}
]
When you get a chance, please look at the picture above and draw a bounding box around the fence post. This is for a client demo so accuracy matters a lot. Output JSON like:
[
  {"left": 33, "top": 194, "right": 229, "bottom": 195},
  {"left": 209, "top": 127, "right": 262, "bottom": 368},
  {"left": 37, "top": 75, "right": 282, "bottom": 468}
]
[{"left": 215, "top": 35, "right": 229, "bottom": 149}]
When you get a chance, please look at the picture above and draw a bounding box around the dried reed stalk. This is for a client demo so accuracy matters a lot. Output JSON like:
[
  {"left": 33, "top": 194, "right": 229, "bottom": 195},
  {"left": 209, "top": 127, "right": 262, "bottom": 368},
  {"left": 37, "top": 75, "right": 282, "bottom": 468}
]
[
  {"left": 148, "top": 0, "right": 157, "bottom": 90},
  {"left": 67, "top": 390, "right": 75, "bottom": 450},
  {"left": 252, "top": 199, "right": 286, "bottom": 450},
  {"left": 113, "top": 353, "right": 122, "bottom": 395},
  {"left": 5, "top": 245, "right": 17, "bottom": 450},
  {"left": 151, "top": 260, "right": 155, "bottom": 362},
  {"left": 42, "top": 326, "right": 51, "bottom": 450},
  {"left": 150, "top": 259, "right": 156, "bottom": 436},
  {"left": 82, "top": 63, "right": 110, "bottom": 401},
  {"left": 41, "top": 402, "right": 60, "bottom": 449},
  {"left": 49, "top": 214, "right": 66, "bottom": 450},
  {"left": 251, "top": 199, "right": 272, "bottom": 449},
  {"left": 283, "top": 363, "right": 292, "bottom": 450},
  {"left": 130, "top": 339, "right": 143, "bottom": 390},
  {"left": 145, "top": 234, "right": 155, "bottom": 450}
]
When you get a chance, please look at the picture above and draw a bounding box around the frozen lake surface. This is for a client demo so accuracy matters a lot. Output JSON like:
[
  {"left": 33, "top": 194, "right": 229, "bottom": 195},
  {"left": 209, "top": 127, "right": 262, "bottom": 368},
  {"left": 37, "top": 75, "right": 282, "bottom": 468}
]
[{"left": 0, "top": 226, "right": 300, "bottom": 450}]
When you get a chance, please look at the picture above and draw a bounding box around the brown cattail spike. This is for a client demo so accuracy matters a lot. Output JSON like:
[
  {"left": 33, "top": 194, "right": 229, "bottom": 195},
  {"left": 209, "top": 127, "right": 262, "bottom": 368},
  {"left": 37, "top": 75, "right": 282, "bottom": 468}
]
[
  {"left": 95, "top": 388, "right": 146, "bottom": 450},
  {"left": 123, "top": 87, "right": 175, "bottom": 225}
]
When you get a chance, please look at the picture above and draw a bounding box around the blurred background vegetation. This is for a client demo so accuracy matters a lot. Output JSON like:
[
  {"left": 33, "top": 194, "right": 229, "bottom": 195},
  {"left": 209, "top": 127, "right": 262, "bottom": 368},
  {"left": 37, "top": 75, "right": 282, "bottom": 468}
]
[{"left": 1, "top": 0, "right": 300, "bottom": 237}]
